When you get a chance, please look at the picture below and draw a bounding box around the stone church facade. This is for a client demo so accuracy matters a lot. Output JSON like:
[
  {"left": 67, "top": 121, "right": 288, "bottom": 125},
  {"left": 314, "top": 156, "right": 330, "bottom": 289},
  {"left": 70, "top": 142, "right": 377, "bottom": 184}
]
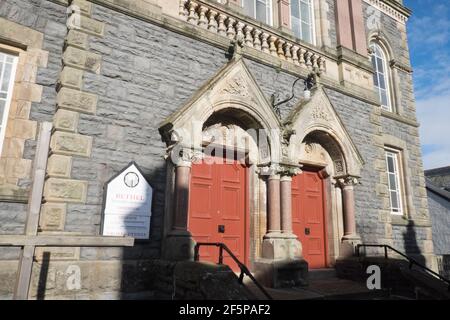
[{"left": 0, "top": 0, "right": 435, "bottom": 299}]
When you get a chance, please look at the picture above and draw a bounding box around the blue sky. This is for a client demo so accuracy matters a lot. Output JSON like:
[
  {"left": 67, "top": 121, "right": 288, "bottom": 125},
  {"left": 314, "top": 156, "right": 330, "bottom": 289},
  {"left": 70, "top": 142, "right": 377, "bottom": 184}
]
[{"left": 406, "top": 0, "right": 450, "bottom": 170}]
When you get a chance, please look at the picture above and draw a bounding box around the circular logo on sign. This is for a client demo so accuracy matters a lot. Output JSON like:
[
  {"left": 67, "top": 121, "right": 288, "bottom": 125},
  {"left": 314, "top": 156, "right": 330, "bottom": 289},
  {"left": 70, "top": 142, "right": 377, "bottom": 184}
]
[{"left": 124, "top": 172, "right": 139, "bottom": 188}]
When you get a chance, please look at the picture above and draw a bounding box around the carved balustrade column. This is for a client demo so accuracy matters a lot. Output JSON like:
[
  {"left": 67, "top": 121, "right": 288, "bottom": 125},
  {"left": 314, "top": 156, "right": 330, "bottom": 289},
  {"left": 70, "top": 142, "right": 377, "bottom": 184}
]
[
  {"left": 207, "top": 9, "right": 218, "bottom": 32},
  {"left": 226, "top": 17, "right": 236, "bottom": 39},
  {"left": 253, "top": 29, "right": 262, "bottom": 50},
  {"left": 217, "top": 13, "right": 227, "bottom": 36},
  {"left": 197, "top": 5, "right": 209, "bottom": 28},
  {"left": 187, "top": 1, "right": 199, "bottom": 25},
  {"left": 244, "top": 25, "right": 254, "bottom": 47}
]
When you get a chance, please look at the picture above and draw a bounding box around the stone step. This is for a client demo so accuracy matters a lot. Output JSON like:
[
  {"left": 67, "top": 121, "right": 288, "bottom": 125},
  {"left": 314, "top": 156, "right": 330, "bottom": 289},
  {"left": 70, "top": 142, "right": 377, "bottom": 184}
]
[
  {"left": 308, "top": 268, "right": 337, "bottom": 281},
  {"left": 243, "top": 275, "right": 391, "bottom": 300}
]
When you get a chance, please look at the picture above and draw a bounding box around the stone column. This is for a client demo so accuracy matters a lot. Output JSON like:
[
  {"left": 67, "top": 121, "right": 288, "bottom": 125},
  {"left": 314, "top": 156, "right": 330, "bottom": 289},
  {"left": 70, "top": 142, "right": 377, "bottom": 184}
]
[
  {"left": 267, "top": 174, "right": 282, "bottom": 235},
  {"left": 261, "top": 170, "right": 286, "bottom": 260},
  {"left": 280, "top": 171, "right": 303, "bottom": 260},
  {"left": 280, "top": 175, "right": 292, "bottom": 235},
  {"left": 172, "top": 162, "right": 191, "bottom": 234},
  {"left": 338, "top": 175, "right": 361, "bottom": 257},
  {"left": 165, "top": 149, "right": 195, "bottom": 261},
  {"left": 256, "top": 167, "right": 308, "bottom": 288}
]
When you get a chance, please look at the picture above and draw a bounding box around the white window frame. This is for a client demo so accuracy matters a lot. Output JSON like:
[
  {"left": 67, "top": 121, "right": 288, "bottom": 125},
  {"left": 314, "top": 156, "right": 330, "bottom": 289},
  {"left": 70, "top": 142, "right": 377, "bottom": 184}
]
[
  {"left": 290, "top": 0, "right": 316, "bottom": 45},
  {"left": 371, "top": 43, "right": 392, "bottom": 112},
  {"left": 242, "top": 0, "right": 273, "bottom": 26},
  {"left": 0, "top": 51, "right": 19, "bottom": 157},
  {"left": 385, "top": 148, "right": 404, "bottom": 215}
]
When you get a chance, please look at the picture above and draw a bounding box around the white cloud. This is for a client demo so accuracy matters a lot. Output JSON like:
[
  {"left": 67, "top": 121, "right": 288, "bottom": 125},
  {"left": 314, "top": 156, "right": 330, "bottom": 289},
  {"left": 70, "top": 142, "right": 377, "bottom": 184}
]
[
  {"left": 407, "top": 0, "right": 450, "bottom": 169},
  {"left": 416, "top": 93, "right": 450, "bottom": 169}
]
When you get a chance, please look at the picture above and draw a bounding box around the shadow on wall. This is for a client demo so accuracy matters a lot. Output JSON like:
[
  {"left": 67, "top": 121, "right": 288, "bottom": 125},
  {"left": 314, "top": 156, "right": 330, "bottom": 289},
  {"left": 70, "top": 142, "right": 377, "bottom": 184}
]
[
  {"left": 403, "top": 220, "right": 426, "bottom": 266},
  {"left": 34, "top": 163, "right": 167, "bottom": 300},
  {"left": 118, "top": 165, "right": 168, "bottom": 299}
]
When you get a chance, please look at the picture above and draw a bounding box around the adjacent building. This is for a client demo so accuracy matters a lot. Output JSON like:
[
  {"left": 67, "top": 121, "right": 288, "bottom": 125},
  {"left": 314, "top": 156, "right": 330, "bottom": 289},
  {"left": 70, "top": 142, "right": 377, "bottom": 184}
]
[{"left": 426, "top": 167, "right": 450, "bottom": 278}]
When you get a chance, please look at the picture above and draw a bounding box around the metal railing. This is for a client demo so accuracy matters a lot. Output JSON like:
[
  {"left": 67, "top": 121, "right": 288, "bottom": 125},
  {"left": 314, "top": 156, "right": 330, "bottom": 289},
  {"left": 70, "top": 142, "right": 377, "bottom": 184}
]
[
  {"left": 356, "top": 244, "right": 450, "bottom": 292},
  {"left": 194, "top": 242, "right": 273, "bottom": 300}
]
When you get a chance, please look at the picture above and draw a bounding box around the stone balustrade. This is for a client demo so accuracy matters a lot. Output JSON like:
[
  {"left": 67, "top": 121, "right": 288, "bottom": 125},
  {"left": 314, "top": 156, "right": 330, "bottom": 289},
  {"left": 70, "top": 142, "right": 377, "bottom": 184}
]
[{"left": 179, "top": 0, "right": 326, "bottom": 74}]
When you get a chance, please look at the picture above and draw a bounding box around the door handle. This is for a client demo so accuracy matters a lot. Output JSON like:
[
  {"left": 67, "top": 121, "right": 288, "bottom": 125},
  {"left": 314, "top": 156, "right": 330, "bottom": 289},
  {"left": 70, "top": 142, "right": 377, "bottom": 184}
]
[
  {"left": 218, "top": 225, "right": 225, "bottom": 233},
  {"left": 305, "top": 227, "right": 310, "bottom": 235}
]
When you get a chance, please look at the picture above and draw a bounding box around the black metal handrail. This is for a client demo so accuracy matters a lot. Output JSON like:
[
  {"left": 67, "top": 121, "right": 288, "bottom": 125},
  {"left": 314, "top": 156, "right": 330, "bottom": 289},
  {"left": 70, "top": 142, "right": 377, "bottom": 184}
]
[
  {"left": 356, "top": 244, "right": 450, "bottom": 291},
  {"left": 194, "top": 242, "right": 273, "bottom": 300}
]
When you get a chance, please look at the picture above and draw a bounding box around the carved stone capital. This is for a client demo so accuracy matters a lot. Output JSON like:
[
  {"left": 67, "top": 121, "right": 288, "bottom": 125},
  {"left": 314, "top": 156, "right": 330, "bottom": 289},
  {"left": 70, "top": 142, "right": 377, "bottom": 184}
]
[
  {"left": 279, "top": 165, "right": 302, "bottom": 178},
  {"left": 336, "top": 175, "right": 360, "bottom": 188},
  {"left": 166, "top": 145, "right": 202, "bottom": 167}
]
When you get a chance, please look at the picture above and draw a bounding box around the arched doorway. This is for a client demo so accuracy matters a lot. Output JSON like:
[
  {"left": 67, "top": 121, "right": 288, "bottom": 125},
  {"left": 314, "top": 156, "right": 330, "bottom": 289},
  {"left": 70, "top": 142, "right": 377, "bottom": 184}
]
[
  {"left": 159, "top": 59, "right": 283, "bottom": 265},
  {"left": 187, "top": 114, "right": 258, "bottom": 271}
]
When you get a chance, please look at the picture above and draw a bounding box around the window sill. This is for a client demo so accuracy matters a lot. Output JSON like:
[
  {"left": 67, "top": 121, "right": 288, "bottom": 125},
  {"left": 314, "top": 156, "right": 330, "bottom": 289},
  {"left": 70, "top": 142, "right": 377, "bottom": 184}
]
[
  {"left": 391, "top": 215, "right": 431, "bottom": 227},
  {"left": 0, "top": 184, "right": 29, "bottom": 204}
]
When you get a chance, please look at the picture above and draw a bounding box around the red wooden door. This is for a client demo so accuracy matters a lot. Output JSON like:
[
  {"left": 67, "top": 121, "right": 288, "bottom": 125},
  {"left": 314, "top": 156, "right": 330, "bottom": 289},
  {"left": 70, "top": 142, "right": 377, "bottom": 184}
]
[
  {"left": 292, "top": 170, "right": 327, "bottom": 269},
  {"left": 189, "top": 156, "right": 247, "bottom": 271}
]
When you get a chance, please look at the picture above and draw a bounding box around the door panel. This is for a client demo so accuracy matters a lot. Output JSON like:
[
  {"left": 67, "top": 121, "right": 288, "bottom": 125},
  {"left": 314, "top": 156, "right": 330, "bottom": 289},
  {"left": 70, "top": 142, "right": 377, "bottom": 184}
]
[
  {"left": 189, "top": 157, "right": 247, "bottom": 271},
  {"left": 292, "top": 170, "right": 327, "bottom": 269}
]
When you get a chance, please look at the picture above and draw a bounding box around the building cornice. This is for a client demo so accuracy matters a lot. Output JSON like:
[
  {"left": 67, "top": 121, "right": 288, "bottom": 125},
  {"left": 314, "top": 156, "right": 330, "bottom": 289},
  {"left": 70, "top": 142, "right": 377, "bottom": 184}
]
[
  {"left": 363, "top": 0, "right": 411, "bottom": 25},
  {"left": 381, "top": 110, "right": 419, "bottom": 127}
]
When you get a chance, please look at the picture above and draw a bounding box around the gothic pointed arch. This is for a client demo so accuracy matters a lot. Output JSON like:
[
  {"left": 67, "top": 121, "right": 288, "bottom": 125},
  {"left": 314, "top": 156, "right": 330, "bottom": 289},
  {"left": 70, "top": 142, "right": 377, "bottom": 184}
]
[{"left": 285, "top": 86, "right": 364, "bottom": 177}]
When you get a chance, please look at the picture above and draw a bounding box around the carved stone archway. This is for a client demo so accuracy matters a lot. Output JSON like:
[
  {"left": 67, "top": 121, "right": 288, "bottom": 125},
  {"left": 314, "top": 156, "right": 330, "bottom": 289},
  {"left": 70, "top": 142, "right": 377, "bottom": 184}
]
[
  {"left": 285, "top": 86, "right": 365, "bottom": 258},
  {"left": 158, "top": 58, "right": 288, "bottom": 264}
]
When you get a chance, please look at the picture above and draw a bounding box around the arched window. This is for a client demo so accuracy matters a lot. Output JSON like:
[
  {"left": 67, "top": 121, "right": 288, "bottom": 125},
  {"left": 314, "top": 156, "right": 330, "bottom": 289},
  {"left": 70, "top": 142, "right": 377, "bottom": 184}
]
[
  {"left": 370, "top": 43, "right": 392, "bottom": 111},
  {"left": 243, "top": 0, "right": 273, "bottom": 26},
  {"left": 290, "top": 0, "right": 315, "bottom": 44}
]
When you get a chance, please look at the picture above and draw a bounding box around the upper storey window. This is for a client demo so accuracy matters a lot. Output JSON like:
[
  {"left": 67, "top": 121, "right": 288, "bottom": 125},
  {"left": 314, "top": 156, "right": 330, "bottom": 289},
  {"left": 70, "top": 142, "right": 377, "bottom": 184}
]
[
  {"left": 243, "top": 0, "right": 273, "bottom": 26},
  {"left": 370, "top": 43, "right": 392, "bottom": 112},
  {"left": 0, "top": 51, "right": 18, "bottom": 155},
  {"left": 290, "top": 0, "right": 314, "bottom": 44}
]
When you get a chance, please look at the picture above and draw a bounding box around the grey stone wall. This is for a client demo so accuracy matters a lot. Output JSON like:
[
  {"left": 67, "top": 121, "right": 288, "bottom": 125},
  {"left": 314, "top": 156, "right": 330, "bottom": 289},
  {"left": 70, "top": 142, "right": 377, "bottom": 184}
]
[
  {"left": 362, "top": 2, "right": 432, "bottom": 260},
  {"left": 427, "top": 190, "right": 450, "bottom": 255},
  {"left": 325, "top": 89, "right": 385, "bottom": 244}
]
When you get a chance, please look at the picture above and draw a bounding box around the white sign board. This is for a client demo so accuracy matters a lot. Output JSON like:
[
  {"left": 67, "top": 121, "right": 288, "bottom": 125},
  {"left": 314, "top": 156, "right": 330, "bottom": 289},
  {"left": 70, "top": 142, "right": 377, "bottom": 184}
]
[{"left": 102, "top": 162, "right": 152, "bottom": 239}]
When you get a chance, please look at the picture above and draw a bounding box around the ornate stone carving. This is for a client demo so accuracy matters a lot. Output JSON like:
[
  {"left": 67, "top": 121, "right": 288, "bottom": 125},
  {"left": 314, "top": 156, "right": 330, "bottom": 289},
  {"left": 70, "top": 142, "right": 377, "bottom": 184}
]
[
  {"left": 337, "top": 175, "right": 360, "bottom": 188},
  {"left": 220, "top": 75, "right": 250, "bottom": 98},
  {"left": 279, "top": 165, "right": 302, "bottom": 177},
  {"left": 311, "top": 106, "right": 330, "bottom": 121}
]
